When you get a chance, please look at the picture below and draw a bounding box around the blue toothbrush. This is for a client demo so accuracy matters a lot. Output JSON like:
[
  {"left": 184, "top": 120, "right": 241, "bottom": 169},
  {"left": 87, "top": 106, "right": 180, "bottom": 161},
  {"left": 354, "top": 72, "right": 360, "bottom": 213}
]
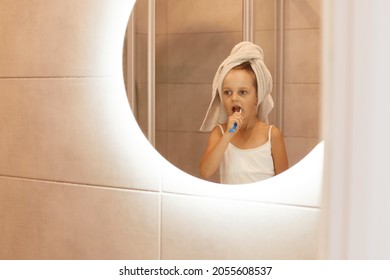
[
  {"left": 228, "top": 108, "right": 242, "bottom": 133},
  {"left": 228, "top": 123, "right": 237, "bottom": 133}
]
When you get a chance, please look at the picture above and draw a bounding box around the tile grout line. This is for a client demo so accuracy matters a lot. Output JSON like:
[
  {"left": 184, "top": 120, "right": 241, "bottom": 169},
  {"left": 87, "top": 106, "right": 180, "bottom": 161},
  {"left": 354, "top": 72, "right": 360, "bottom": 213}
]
[
  {"left": 0, "top": 174, "right": 159, "bottom": 195},
  {"left": 159, "top": 191, "right": 163, "bottom": 260}
]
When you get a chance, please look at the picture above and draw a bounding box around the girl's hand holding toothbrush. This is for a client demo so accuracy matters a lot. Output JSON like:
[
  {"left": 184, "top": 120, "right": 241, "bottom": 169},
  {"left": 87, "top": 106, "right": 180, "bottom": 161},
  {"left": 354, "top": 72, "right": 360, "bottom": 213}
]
[{"left": 228, "top": 108, "right": 243, "bottom": 134}]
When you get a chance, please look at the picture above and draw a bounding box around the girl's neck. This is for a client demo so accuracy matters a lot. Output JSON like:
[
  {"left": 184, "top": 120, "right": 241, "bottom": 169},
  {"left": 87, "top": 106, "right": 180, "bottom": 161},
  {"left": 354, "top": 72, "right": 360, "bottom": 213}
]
[{"left": 241, "top": 115, "right": 258, "bottom": 131}]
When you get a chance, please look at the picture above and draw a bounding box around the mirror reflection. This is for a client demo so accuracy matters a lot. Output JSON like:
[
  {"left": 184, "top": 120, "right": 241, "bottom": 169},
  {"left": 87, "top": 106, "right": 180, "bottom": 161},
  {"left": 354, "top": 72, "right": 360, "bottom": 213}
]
[
  {"left": 123, "top": 0, "right": 322, "bottom": 183},
  {"left": 199, "top": 42, "right": 289, "bottom": 184}
]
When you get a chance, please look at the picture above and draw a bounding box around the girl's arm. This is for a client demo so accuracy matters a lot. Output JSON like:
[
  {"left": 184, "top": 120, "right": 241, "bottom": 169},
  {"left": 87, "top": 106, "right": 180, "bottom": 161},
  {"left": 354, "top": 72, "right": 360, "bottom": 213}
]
[
  {"left": 270, "top": 126, "right": 289, "bottom": 175},
  {"left": 199, "top": 126, "right": 233, "bottom": 178}
]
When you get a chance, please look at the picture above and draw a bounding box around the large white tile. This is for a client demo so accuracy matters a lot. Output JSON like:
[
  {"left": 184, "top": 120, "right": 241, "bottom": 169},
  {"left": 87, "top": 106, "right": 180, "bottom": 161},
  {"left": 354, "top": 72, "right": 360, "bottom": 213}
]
[
  {"left": 161, "top": 193, "right": 320, "bottom": 259},
  {"left": 0, "top": 0, "right": 131, "bottom": 77},
  {"left": 0, "top": 176, "right": 160, "bottom": 259},
  {"left": 0, "top": 78, "right": 161, "bottom": 191}
]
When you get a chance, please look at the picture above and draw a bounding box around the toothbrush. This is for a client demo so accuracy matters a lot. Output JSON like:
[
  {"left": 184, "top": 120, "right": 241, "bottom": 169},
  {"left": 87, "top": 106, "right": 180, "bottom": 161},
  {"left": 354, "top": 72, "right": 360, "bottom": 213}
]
[
  {"left": 228, "top": 108, "right": 242, "bottom": 133},
  {"left": 228, "top": 123, "right": 237, "bottom": 133}
]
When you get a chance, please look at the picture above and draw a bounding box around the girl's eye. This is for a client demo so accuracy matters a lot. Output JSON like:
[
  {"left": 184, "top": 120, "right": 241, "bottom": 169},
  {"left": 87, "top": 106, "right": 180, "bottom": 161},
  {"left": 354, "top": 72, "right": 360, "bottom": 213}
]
[
  {"left": 239, "top": 90, "right": 248, "bottom": 95},
  {"left": 223, "top": 90, "right": 232, "bottom": 96}
]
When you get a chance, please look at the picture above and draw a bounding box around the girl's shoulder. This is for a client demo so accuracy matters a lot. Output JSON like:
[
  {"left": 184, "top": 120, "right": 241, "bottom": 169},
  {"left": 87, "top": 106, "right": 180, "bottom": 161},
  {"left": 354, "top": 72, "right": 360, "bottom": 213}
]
[
  {"left": 214, "top": 123, "right": 227, "bottom": 133},
  {"left": 255, "top": 121, "right": 271, "bottom": 133},
  {"left": 255, "top": 122, "right": 283, "bottom": 140},
  {"left": 211, "top": 123, "right": 225, "bottom": 136},
  {"left": 218, "top": 123, "right": 227, "bottom": 129},
  {"left": 255, "top": 121, "right": 269, "bottom": 128},
  {"left": 269, "top": 125, "right": 284, "bottom": 141}
]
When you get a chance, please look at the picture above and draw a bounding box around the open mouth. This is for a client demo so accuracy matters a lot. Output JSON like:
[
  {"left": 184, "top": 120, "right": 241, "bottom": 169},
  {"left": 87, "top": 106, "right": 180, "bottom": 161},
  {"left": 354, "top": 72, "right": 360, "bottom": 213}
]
[{"left": 232, "top": 106, "right": 242, "bottom": 113}]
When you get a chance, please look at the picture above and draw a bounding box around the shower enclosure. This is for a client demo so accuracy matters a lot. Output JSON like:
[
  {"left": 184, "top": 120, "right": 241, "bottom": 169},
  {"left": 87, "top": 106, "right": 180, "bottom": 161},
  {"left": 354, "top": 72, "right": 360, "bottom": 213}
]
[{"left": 123, "top": 0, "right": 321, "bottom": 182}]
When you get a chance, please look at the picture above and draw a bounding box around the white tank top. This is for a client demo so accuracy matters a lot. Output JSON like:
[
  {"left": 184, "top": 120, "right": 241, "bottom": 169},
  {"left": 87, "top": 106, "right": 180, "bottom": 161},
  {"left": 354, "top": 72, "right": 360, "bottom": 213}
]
[{"left": 218, "top": 124, "right": 275, "bottom": 184}]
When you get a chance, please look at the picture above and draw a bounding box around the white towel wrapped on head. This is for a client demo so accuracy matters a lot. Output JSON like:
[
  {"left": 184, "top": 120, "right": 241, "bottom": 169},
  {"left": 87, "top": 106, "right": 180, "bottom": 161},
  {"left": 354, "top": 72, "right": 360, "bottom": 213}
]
[{"left": 199, "top": 41, "right": 274, "bottom": 132}]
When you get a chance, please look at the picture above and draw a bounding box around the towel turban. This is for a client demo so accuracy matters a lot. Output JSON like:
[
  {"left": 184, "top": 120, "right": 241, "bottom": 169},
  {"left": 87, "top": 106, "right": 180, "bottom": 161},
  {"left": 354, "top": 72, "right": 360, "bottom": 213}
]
[{"left": 199, "top": 41, "right": 273, "bottom": 132}]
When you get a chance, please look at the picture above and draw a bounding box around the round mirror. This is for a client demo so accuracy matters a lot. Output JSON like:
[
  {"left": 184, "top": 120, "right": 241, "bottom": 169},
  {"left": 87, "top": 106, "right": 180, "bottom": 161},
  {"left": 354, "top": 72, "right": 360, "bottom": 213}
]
[{"left": 123, "top": 0, "right": 322, "bottom": 183}]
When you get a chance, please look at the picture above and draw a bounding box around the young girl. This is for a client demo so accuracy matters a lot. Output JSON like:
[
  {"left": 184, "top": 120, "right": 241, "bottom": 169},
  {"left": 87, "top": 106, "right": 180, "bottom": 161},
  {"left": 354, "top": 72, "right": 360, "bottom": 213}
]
[{"left": 199, "top": 41, "right": 288, "bottom": 184}]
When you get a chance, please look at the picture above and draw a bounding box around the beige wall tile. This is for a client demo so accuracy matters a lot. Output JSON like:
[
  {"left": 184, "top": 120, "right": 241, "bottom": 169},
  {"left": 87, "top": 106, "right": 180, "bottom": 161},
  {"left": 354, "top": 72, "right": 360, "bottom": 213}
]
[
  {"left": 166, "top": 132, "right": 209, "bottom": 179},
  {"left": 284, "top": 29, "right": 321, "bottom": 84},
  {"left": 285, "top": 136, "right": 320, "bottom": 167},
  {"left": 135, "top": 33, "right": 148, "bottom": 83},
  {"left": 283, "top": 83, "right": 320, "bottom": 138},
  {"left": 161, "top": 194, "right": 320, "bottom": 259},
  {"left": 155, "top": 131, "right": 168, "bottom": 158},
  {"left": 133, "top": 0, "right": 148, "bottom": 34},
  {"left": 167, "top": 33, "right": 242, "bottom": 84},
  {"left": 156, "top": 34, "right": 169, "bottom": 83},
  {"left": 156, "top": 83, "right": 168, "bottom": 131},
  {"left": 167, "top": 0, "right": 242, "bottom": 34},
  {"left": 156, "top": 0, "right": 168, "bottom": 35},
  {"left": 0, "top": 78, "right": 161, "bottom": 191},
  {"left": 285, "top": 0, "right": 322, "bottom": 29},
  {"left": 254, "top": 0, "right": 277, "bottom": 30},
  {"left": 0, "top": 0, "right": 128, "bottom": 77},
  {"left": 254, "top": 30, "right": 277, "bottom": 79},
  {"left": 0, "top": 177, "right": 160, "bottom": 259},
  {"left": 134, "top": 82, "right": 149, "bottom": 136},
  {"left": 133, "top": 0, "right": 167, "bottom": 34},
  {"left": 167, "top": 84, "right": 211, "bottom": 132}
]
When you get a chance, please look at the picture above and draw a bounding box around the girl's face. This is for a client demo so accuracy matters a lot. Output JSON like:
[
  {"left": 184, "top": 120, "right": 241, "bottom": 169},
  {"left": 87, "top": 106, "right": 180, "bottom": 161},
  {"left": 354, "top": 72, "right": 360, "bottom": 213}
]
[{"left": 221, "top": 68, "right": 258, "bottom": 118}]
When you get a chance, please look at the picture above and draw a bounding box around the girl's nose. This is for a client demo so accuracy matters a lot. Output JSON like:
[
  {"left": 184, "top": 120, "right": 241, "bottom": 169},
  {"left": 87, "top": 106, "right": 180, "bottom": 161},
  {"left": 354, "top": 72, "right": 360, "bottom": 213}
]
[{"left": 231, "top": 92, "right": 239, "bottom": 100}]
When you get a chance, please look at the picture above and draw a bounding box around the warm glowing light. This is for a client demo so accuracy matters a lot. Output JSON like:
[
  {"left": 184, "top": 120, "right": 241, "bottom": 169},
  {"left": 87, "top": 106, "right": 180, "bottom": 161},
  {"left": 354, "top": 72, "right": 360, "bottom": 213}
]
[{"left": 119, "top": 0, "right": 324, "bottom": 206}]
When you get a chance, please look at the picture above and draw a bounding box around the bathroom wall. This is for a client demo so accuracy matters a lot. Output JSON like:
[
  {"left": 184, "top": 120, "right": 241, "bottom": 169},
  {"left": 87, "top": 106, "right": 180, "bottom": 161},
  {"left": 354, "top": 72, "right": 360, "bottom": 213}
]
[
  {"left": 253, "top": 0, "right": 322, "bottom": 167},
  {"left": 0, "top": 0, "right": 321, "bottom": 259},
  {"left": 281, "top": 0, "right": 321, "bottom": 166},
  {"left": 2, "top": 0, "right": 390, "bottom": 262},
  {"left": 160, "top": 0, "right": 243, "bottom": 183},
  {"left": 0, "top": 0, "right": 161, "bottom": 259},
  {"left": 138, "top": 0, "right": 244, "bottom": 182},
  {"left": 253, "top": 0, "right": 277, "bottom": 127}
]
